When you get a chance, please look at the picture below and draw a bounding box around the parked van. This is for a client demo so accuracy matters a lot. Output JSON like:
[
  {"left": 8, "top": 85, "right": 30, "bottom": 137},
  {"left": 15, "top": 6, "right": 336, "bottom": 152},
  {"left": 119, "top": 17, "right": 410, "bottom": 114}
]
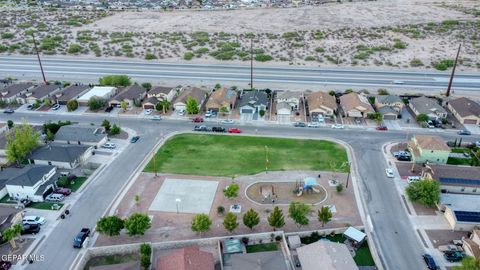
[{"left": 46, "top": 193, "right": 65, "bottom": 202}]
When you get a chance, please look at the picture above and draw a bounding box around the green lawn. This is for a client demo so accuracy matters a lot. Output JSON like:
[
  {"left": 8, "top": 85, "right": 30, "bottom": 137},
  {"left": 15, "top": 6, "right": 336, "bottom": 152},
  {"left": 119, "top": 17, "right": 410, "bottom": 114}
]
[
  {"left": 58, "top": 176, "right": 88, "bottom": 192},
  {"left": 447, "top": 157, "right": 473, "bottom": 166},
  {"left": 0, "top": 195, "right": 15, "bottom": 204},
  {"left": 326, "top": 234, "right": 347, "bottom": 243},
  {"left": 246, "top": 243, "right": 278, "bottom": 253},
  {"left": 354, "top": 243, "right": 376, "bottom": 266},
  {"left": 28, "top": 202, "right": 64, "bottom": 210},
  {"left": 144, "top": 134, "right": 349, "bottom": 176}
]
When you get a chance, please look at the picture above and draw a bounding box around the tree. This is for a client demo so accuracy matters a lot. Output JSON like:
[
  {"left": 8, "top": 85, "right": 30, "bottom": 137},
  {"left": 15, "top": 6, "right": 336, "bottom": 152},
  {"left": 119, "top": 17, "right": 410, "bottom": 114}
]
[
  {"left": 416, "top": 113, "right": 429, "bottom": 123},
  {"left": 141, "top": 82, "right": 152, "bottom": 91},
  {"left": 288, "top": 201, "right": 310, "bottom": 227},
  {"left": 220, "top": 106, "right": 229, "bottom": 115},
  {"left": 124, "top": 213, "right": 151, "bottom": 236},
  {"left": 121, "top": 101, "right": 127, "bottom": 111},
  {"left": 186, "top": 96, "right": 199, "bottom": 114},
  {"left": 454, "top": 256, "right": 480, "bottom": 270},
  {"left": 159, "top": 99, "right": 170, "bottom": 114},
  {"left": 7, "top": 120, "right": 13, "bottom": 129},
  {"left": 96, "top": 216, "right": 125, "bottom": 236},
  {"left": 214, "top": 83, "right": 221, "bottom": 89},
  {"left": 88, "top": 97, "right": 107, "bottom": 111},
  {"left": 223, "top": 183, "right": 239, "bottom": 199},
  {"left": 140, "top": 243, "right": 152, "bottom": 270},
  {"left": 43, "top": 99, "right": 51, "bottom": 107},
  {"left": 67, "top": 99, "right": 78, "bottom": 111},
  {"left": 2, "top": 224, "right": 21, "bottom": 249},
  {"left": 377, "top": 88, "right": 389, "bottom": 95},
  {"left": 6, "top": 122, "right": 40, "bottom": 164},
  {"left": 336, "top": 183, "right": 344, "bottom": 193},
  {"left": 243, "top": 208, "right": 260, "bottom": 230},
  {"left": 328, "top": 90, "right": 336, "bottom": 96},
  {"left": 99, "top": 75, "right": 131, "bottom": 87},
  {"left": 405, "top": 179, "right": 440, "bottom": 207},
  {"left": 259, "top": 109, "right": 265, "bottom": 117},
  {"left": 46, "top": 129, "right": 54, "bottom": 141},
  {"left": 223, "top": 212, "right": 239, "bottom": 233},
  {"left": 268, "top": 206, "right": 285, "bottom": 231},
  {"left": 110, "top": 124, "right": 121, "bottom": 135},
  {"left": 317, "top": 206, "right": 333, "bottom": 227},
  {"left": 191, "top": 214, "right": 212, "bottom": 236},
  {"left": 102, "top": 119, "right": 111, "bottom": 132}
]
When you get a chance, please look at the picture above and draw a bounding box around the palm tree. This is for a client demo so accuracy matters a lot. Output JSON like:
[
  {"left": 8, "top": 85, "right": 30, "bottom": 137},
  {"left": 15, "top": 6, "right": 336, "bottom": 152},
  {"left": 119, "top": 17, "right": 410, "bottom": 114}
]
[{"left": 160, "top": 99, "right": 170, "bottom": 114}]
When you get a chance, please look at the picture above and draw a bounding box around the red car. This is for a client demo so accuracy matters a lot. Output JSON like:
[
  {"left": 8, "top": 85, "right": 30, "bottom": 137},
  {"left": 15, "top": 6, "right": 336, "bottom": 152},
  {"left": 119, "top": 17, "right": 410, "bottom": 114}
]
[
  {"left": 55, "top": 187, "right": 72, "bottom": 196},
  {"left": 376, "top": 126, "right": 388, "bottom": 131},
  {"left": 228, "top": 128, "right": 241, "bottom": 133},
  {"left": 192, "top": 117, "right": 204, "bottom": 123}
]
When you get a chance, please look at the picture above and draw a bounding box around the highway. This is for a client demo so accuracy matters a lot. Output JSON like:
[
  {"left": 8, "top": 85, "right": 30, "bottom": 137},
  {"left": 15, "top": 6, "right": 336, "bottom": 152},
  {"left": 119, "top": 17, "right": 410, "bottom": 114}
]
[
  {"left": 3, "top": 111, "right": 479, "bottom": 270},
  {"left": 2, "top": 56, "right": 480, "bottom": 91}
]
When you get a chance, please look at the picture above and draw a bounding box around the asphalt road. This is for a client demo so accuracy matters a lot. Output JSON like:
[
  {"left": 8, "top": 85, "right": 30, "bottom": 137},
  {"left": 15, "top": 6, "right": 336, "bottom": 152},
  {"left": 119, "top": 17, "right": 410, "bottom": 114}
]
[
  {"left": 2, "top": 56, "right": 480, "bottom": 91},
  {"left": 3, "top": 112, "right": 479, "bottom": 270}
]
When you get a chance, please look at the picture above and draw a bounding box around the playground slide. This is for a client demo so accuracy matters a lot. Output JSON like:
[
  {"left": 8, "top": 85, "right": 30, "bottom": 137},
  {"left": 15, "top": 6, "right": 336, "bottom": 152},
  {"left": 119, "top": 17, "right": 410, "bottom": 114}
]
[
  {"left": 311, "top": 187, "right": 321, "bottom": 193},
  {"left": 296, "top": 190, "right": 303, "bottom": 197}
]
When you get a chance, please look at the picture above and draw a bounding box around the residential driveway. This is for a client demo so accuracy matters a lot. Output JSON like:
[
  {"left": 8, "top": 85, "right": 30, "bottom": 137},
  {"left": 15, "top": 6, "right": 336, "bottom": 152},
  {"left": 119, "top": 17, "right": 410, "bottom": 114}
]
[{"left": 464, "top": 124, "right": 480, "bottom": 135}]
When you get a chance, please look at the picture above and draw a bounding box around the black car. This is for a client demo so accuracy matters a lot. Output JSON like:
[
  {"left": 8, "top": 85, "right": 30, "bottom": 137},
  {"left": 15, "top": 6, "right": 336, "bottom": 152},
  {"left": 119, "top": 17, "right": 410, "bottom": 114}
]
[
  {"left": 21, "top": 199, "right": 33, "bottom": 207},
  {"left": 423, "top": 254, "right": 438, "bottom": 270},
  {"left": 212, "top": 127, "right": 226, "bottom": 132},
  {"left": 130, "top": 136, "right": 140, "bottom": 143},
  {"left": 397, "top": 155, "right": 411, "bottom": 161},
  {"left": 3, "top": 109, "right": 14, "bottom": 114},
  {"left": 21, "top": 224, "right": 41, "bottom": 235},
  {"left": 105, "top": 106, "right": 114, "bottom": 113},
  {"left": 457, "top": 130, "right": 471, "bottom": 135},
  {"left": 444, "top": 251, "right": 463, "bottom": 262},
  {"left": 294, "top": 122, "right": 306, "bottom": 127}
]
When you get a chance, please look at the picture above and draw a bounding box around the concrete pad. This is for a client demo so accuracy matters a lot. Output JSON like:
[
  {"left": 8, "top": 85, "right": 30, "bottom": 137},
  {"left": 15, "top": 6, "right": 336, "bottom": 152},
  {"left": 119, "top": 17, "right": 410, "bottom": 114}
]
[{"left": 149, "top": 179, "right": 218, "bottom": 214}]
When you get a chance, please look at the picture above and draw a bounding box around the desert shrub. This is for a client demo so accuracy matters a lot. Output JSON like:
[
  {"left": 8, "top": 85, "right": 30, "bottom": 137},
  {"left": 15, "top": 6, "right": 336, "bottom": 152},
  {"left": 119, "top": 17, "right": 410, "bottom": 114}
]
[
  {"left": 184, "top": 52, "right": 194, "bottom": 60},
  {"left": 255, "top": 54, "right": 273, "bottom": 62}
]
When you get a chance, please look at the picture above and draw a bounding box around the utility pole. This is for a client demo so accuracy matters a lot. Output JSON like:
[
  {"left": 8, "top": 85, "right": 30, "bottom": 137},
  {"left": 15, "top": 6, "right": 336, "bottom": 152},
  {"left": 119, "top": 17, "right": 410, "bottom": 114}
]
[
  {"left": 445, "top": 44, "right": 461, "bottom": 97},
  {"left": 32, "top": 33, "right": 47, "bottom": 84},
  {"left": 250, "top": 38, "right": 253, "bottom": 90}
]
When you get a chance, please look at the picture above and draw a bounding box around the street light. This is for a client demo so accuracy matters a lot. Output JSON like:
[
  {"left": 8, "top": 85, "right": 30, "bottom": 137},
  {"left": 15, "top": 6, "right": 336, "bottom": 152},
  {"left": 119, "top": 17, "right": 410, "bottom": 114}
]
[{"left": 175, "top": 198, "right": 181, "bottom": 214}]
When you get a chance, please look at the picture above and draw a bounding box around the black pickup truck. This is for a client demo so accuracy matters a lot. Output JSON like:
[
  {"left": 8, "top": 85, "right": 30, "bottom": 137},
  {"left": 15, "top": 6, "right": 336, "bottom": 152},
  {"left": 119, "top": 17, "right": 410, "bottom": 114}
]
[{"left": 73, "top": 228, "right": 90, "bottom": 248}]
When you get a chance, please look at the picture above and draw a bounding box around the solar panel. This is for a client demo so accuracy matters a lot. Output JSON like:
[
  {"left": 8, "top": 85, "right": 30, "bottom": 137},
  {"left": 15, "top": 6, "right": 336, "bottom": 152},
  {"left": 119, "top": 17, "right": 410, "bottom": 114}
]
[
  {"left": 439, "top": 177, "right": 480, "bottom": 186},
  {"left": 454, "top": 211, "right": 480, "bottom": 223}
]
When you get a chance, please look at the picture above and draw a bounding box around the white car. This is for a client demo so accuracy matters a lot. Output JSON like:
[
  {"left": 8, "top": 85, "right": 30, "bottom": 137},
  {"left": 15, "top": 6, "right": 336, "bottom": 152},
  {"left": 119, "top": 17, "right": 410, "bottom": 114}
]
[
  {"left": 385, "top": 168, "right": 394, "bottom": 178},
  {"left": 205, "top": 111, "right": 213, "bottom": 118},
  {"left": 101, "top": 143, "right": 116, "bottom": 149},
  {"left": 151, "top": 115, "right": 161, "bottom": 121},
  {"left": 407, "top": 176, "right": 421, "bottom": 184},
  {"left": 307, "top": 122, "right": 320, "bottom": 128},
  {"left": 221, "top": 119, "right": 234, "bottom": 124},
  {"left": 23, "top": 216, "right": 46, "bottom": 225},
  {"left": 178, "top": 109, "right": 185, "bottom": 116},
  {"left": 51, "top": 104, "right": 60, "bottom": 110},
  {"left": 145, "top": 109, "right": 153, "bottom": 115},
  {"left": 331, "top": 124, "right": 345, "bottom": 129}
]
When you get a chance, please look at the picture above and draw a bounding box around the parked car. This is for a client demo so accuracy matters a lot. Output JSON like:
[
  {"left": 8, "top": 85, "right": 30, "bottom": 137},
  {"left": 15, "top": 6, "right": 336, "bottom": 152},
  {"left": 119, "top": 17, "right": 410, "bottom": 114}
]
[
  {"left": 205, "top": 111, "right": 215, "bottom": 118},
  {"left": 422, "top": 254, "right": 438, "bottom": 270},
  {"left": 438, "top": 245, "right": 464, "bottom": 253},
  {"left": 228, "top": 128, "right": 241, "bottom": 133},
  {"left": 130, "top": 136, "right": 140, "bottom": 143},
  {"left": 73, "top": 228, "right": 90, "bottom": 248},
  {"left": 331, "top": 124, "right": 345, "bottom": 129},
  {"left": 45, "top": 193, "right": 65, "bottom": 202},
  {"left": 3, "top": 109, "right": 14, "bottom": 114},
  {"left": 192, "top": 117, "right": 204, "bottom": 123},
  {"left": 23, "top": 216, "right": 46, "bottom": 226},
  {"left": 393, "top": 151, "right": 410, "bottom": 158},
  {"left": 51, "top": 104, "right": 60, "bottom": 110},
  {"left": 426, "top": 121, "right": 435, "bottom": 129},
  {"left": 193, "top": 125, "right": 209, "bottom": 131},
  {"left": 0, "top": 260, "right": 12, "bottom": 270},
  {"left": 101, "top": 142, "right": 116, "bottom": 149},
  {"left": 385, "top": 168, "right": 394, "bottom": 178},
  {"left": 376, "top": 126, "right": 388, "bottom": 131},
  {"left": 443, "top": 251, "right": 464, "bottom": 262},
  {"left": 458, "top": 130, "right": 471, "bottom": 135},
  {"left": 26, "top": 104, "right": 34, "bottom": 110},
  {"left": 144, "top": 109, "right": 153, "bottom": 115},
  {"left": 150, "top": 116, "right": 162, "bottom": 121},
  {"left": 293, "top": 122, "right": 306, "bottom": 127},
  {"left": 178, "top": 109, "right": 185, "bottom": 116},
  {"left": 397, "top": 155, "right": 411, "bottom": 161},
  {"left": 105, "top": 106, "right": 114, "bottom": 113},
  {"left": 407, "top": 176, "right": 421, "bottom": 184},
  {"left": 54, "top": 187, "right": 72, "bottom": 196},
  {"left": 21, "top": 224, "right": 41, "bottom": 235},
  {"left": 20, "top": 199, "right": 32, "bottom": 207},
  {"left": 212, "top": 127, "right": 226, "bottom": 132},
  {"left": 221, "top": 119, "right": 234, "bottom": 124},
  {"left": 307, "top": 122, "right": 320, "bottom": 128}
]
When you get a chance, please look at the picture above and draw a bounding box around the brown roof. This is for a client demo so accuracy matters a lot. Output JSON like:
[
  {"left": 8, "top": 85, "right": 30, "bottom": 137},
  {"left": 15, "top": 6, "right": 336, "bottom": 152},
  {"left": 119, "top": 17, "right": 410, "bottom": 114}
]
[
  {"left": 56, "top": 85, "right": 90, "bottom": 102},
  {"left": 175, "top": 87, "right": 206, "bottom": 104},
  {"left": 156, "top": 245, "right": 214, "bottom": 270},
  {"left": 111, "top": 85, "right": 146, "bottom": 101},
  {"left": 0, "top": 83, "right": 34, "bottom": 98},
  {"left": 206, "top": 87, "right": 237, "bottom": 109},
  {"left": 449, "top": 97, "right": 480, "bottom": 118},
  {"left": 150, "top": 86, "right": 175, "bottom": 95},
  {"left": 413, "top": 135, "right": 450, "bottom": 151},
  {"left": 464, "top": 239, "right": 480, "bottom": 259},
  {"left": 307, "top": 91, "right": 336, "bottom": 111},
  {"left": 26, "top": 84, "right": 61, "bottom": 99},
  {"left": 339, "top": 92, "right": 374, "bottom": 113}
]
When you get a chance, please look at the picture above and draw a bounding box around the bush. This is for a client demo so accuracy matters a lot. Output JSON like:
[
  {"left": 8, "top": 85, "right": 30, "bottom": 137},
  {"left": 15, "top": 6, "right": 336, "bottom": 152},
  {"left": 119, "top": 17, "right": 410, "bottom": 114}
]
[
  {"left": 184, "top": 52, "right": 194, "bottom": 60},
  {"left": 393, "top": 39, "right": 407, "bottom": 49},
  {"left": 1, "top": 32, "right": 14, "bottom": 39},
  {"left": 67, "top": 44, "right": 82, "bottom": 54},
  {"left": 57, "top": 176, "right": 69, "bottom": 187},
  {"left": 145, "top": 53, "right": 157, "bottom": 60},
  {"left": 88, "top": 97, "right": 107, "bottom": 111},
  {"left": 304, "top": 56, "right": 316, "bottom": 61},
  {"left": 259, "top": 109, "right": 266, "bottom": 117},
  {"left": 224, "top": 183, "right": 239, "bottom": 199},
  {"left": 110, "top": 124, "right": 121, "bottom": 135},
  {"left": 217, "top": 206, "right": 225, "bottom": 215},
  {"left": 336, "top": 183, "right": 344, "bottom": 193},
  {"left": 315, "top": 47, "right": 325, "bottom": 53},
  {"left": 410, "top": 58, "right": 424, "bottom": 67},
  {"left": 99, "top": 75, "right": 131, "bottom": 87},
  {"left": 255, "top": 54, "right": 273, "bottom": 62},
  {"left": 377, "top": 89, "right": 389, "bottom": 95},
  {"left": 140, "top": 254, "right": 150, "bottom": 270},
  {"left": 433, "top": 59, "right": 454, "bottom": 71},
  {"left": 140, "top": 243, "right": 152, "bottom": 256}
]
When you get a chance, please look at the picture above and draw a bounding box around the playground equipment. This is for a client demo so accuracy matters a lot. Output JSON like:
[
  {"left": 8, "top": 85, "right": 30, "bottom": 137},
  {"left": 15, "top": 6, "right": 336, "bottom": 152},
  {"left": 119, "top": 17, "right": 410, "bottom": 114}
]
[
  {"left": 260, "top": 185, "right": 276, "bottom": 203},
  {"left": 295, "top": 177, "right": 321, "bottom": 196}
]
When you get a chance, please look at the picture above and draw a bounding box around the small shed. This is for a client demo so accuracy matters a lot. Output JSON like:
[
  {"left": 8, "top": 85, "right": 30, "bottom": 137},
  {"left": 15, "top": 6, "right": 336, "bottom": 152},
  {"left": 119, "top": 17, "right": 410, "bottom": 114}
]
[
  {"left": 287, "top": 235, "right": 301, "bottom": 249},
  {"left": 343, "top": 227, "right": 366, "bottom": 247}
]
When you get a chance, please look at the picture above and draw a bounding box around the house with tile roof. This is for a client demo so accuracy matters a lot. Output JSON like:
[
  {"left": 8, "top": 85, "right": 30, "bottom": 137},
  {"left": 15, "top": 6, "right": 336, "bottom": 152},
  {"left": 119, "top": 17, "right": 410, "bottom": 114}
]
[
  {"left": 409, "top": 96, "right": 448, "bottom": 120},
  {"left": 205, "top": 87, "right": 237, "bottom": 113},
  {"left": 339, "top": 92, "right": 374, "bottom": 118},
  {"left": 307, "top": 91, "right": 337, "bottom": 117},
  {"left": 0, "top": 83, "right": 34, "bottom": 103},
  {"left": 155, "top": 245, "right": 214, "bottom": 270},
  {"left": 28, "top": 143, "right": 93, "bottom": 169},
  {"left": 408, "top": 135, "right": 451, "bottom": 164},
  {"left": 447, "top": 97, "right": 480, "bottom": 125},
  {"left": 109, "top": 84, "right": 146, "bottom": 107}
]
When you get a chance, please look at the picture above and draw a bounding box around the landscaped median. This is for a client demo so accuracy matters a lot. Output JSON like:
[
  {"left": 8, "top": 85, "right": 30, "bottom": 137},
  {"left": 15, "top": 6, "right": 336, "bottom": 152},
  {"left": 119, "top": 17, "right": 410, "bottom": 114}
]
[{"left": 144, "top": 134, "right": 349, "bottom": 176}]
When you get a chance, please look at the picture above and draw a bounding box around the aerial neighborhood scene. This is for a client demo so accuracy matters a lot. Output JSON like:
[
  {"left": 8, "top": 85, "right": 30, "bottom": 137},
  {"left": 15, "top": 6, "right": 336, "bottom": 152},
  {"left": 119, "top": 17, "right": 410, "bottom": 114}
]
[{"left": 1, "top": 0, "right": 480, "bottom": 270}]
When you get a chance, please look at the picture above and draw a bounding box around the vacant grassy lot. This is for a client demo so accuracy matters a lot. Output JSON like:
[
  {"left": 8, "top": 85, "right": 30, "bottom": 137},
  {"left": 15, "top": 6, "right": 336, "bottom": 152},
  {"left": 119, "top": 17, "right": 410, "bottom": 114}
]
[{"left": 144, "top": 134, "right": 349, "bottom": 176}]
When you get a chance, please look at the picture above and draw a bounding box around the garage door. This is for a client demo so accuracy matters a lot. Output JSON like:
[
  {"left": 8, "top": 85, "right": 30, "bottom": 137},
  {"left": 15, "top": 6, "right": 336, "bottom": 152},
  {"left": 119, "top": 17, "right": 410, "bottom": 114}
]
[
  {"left": 463, "top": 119, "right": 478, "bottom": 124},
  {"left": 241, "top": 109, "right": 253, "bottom": 114},
  {"left": 143, "top": 104, "right": 154, "bottom": 109},
  {"left": 383, "top": 114, "right": 397, "bottom": 120}
]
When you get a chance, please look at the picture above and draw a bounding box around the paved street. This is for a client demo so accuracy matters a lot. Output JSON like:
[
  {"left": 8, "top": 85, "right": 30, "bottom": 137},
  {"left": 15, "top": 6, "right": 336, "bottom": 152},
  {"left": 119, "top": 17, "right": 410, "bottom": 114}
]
[
  {"left": 2, "top": 112, "right": 479, "bottom": 270},
  {"left": 2, "top": 56, "right": 480, "bottom": 92}
]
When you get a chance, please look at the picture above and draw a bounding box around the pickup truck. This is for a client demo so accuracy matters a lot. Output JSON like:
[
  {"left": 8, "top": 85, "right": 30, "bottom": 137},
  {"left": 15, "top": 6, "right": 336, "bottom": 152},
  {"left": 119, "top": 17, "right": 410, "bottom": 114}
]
[{"left": 73, "top": 228, "right": 90, "bottom": 248}]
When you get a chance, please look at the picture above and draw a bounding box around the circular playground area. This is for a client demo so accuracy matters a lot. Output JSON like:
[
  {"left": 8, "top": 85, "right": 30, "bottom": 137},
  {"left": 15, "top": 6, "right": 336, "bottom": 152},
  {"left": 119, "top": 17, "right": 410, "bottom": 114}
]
[{"left": 246, "top": 177, "right": 328, "bottom": 205}]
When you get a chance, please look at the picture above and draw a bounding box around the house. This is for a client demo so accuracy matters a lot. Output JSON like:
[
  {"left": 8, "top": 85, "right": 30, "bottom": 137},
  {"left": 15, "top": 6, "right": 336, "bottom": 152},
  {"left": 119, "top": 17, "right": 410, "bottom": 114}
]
[
  {"left": 109, "top": 85, "right": 146, "bottom": 107},
  {"left": 307, "top": 91, "right": 337, "bottom": 117},
  {"left": 339, "top": 92, "right": 374, "bottom": 118},
  {"left": 18, "top": 84, "right": 62, "bottom": 104},
  {"left": 54, "top": 85, "right": 91, "bottom": 105},
  {"left": 463, "top": 229, "right": 480, "bottom": 259},
  {"left": 375, "top": 95, "right": 404, "bottom": 120},
  {"left": 4, "top": 165, "right": 56, "bottom": 202},
  {"left": 156, "top": 245, "right": 214, "bottom": 270},
  {"left": 205, "top": 87, "right": 237, "bottom": 113},
  {"left": 173, "top": 87, "right": 207, "bottom": 112},
  {"left": 407, "top": 135, "right": 451, "bottom": 164},
  {"left": 0, "top": 83, "right": 34, "bottom": 103},
  {"left": 54, "top": 125, "right": 107, "bottom": 148},
  {"left": 147, "top": 86, "right": 178, "bottom": 102},
  {"left": 296, "top": 240, "right": 358, "bottom": 270},
  {"left": 439, "top": 193, "right": 480, "bottom": 231},
  {"left": 231, "top": 251, "right": 288, "bottom": 270},
  {"left": 238, "top": 90, "right": 269, "bottom": 120},
  {"left": 142, "top": 97, "right": 160, "bottom": 110},
  {"left": 276, "top": 101, "right": 292, "bottom": 122},
  {"left": 0, "top": 207, "right": 23, "bottom": 237},
  {"left": 409, "top": 96, "right": 448, "bottom": 120},
  {"left": 420, "top": 164, "right": 480, "bottom": 194},
  {"left": 77, "top": 86, "right": 117, "bottom": 106},
  {"left": 276, "top": 90, "right": 301, "bottom": 110},
  {"left": 28, "top": 143, "right": 93, "bottom": 169},
  {"left": 447, "top": 97, "right": 480, "bottom": 125}
]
